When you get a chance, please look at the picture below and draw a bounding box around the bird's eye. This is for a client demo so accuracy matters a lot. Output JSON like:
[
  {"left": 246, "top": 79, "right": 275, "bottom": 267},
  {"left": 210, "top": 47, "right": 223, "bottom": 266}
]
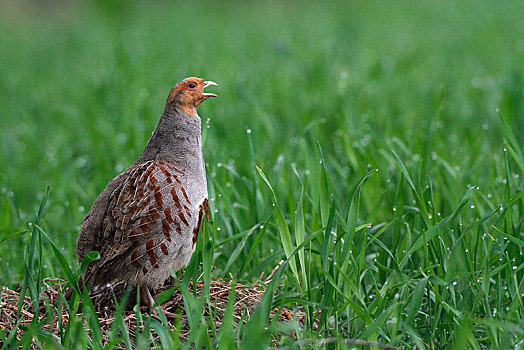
[{"left": 188, "top": 83, "right": 196, "bottom": 89}]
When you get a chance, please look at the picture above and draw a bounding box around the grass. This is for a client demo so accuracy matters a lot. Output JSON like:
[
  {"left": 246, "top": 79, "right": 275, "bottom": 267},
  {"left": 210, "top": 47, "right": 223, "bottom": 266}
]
[{"left": 0, "top": 0, "right": 523, "bottom": 348}]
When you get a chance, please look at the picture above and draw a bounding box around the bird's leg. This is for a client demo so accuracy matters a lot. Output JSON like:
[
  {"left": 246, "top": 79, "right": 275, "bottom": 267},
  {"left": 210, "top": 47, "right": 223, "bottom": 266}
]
[
  {"left": 140, "top": 285, "right": 178, "bottom": 318},
  {"left": 140, "top": 285, "right": 155, "bottom": 309}
]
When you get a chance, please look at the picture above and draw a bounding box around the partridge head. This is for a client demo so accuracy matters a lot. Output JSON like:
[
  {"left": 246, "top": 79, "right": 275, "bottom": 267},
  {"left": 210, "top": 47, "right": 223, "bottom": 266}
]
[{"left": 76, "top": 77, "right": 217, "bottom": 308}]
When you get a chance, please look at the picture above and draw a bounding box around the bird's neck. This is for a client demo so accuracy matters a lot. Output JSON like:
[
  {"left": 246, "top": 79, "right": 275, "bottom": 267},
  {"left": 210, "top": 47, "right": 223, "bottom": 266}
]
[{"left": 137, "top": 106, "right": 204, "bottom": 171}]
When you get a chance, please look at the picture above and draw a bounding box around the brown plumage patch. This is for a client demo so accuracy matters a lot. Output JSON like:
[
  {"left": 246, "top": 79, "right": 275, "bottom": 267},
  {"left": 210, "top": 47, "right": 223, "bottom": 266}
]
[
  {"left": 203, "top": 198, "right": 209, "bottom": 221},
  {"left": 149, "top": 174, "right": 158, "bottom": 187},
  {"left": 171, "top": 166, "right": 185, "bottom": 175},
  {"left": 170, "top": 187, "right": 181, "bottom": 207},
  {"left": 178, "top": 211, "right": 189, "bottom": 226},
  {"left": 131, "top": 250, "right": 141, "bottom": 269},
  {"left": 130, "top": 236, "right": 139, "bottom": 246},
  {"left": 154, "top": 188, "right": 164, "bottom": 208},
  {"left": 192, "top": 203, "right": 205, "bottom": 245},
  {"left": 164, "top": 207, "right": 174, "bottom": 224},
  {"left": 146, "top": 239, "right": 155, "bottom": 251},
  {"left": 180, "top": 187, "right": 192, "bottom": 205},
  {"left": 149, "top": 209, "right": 160, "bottom": 221},
  {"left": 160, "top": 243, "right": 169, "bottom": 256},
  {"left": 145, "top": 239, "right": 158, "bottom": 267},
  {"left": 161, "top": 221, "right": 171, "bottom": 242},
  {"left": 183, "top": 205, "right": 192, "bottom": 218}
]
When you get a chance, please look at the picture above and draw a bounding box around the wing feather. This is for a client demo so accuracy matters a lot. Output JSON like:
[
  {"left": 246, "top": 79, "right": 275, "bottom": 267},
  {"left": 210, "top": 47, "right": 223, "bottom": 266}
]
[{"left": 79, "top": 160, "right": 195, "bottom": 288}]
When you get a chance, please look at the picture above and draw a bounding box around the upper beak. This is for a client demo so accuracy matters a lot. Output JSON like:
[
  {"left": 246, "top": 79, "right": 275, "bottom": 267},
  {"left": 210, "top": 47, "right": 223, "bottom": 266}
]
[{"left": 203, "top": 81, "right": 218, "bottom": 98}]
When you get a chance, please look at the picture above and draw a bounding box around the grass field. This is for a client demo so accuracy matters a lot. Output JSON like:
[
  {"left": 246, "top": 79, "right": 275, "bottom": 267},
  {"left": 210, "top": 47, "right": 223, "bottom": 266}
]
[{"left": 1, "top": 0, "right": 523, "bottom": 348}]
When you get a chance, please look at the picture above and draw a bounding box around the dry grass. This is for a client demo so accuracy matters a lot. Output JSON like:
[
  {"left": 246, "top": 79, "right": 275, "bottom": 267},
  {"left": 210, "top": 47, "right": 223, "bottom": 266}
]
[{"left": 1, "top": 277, "right": 304, "bottom": 348}]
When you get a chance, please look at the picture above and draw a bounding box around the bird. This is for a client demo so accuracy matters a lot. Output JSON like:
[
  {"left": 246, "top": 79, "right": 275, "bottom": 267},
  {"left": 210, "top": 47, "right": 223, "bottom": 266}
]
[{"left": 75, "top": 77, "right": 217, "bottom": 308}]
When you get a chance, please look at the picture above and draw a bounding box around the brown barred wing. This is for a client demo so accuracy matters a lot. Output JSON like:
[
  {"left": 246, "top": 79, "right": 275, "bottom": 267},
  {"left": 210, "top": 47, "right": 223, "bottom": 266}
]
[{"left": 89, "top": 160, "right": 194, "bottom": 285}]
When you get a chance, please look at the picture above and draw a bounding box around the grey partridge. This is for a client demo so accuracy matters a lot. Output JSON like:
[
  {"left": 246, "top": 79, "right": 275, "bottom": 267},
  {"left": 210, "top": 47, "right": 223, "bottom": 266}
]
[{"left": 76, "top": 77, "right": 216, "bottom": 307}]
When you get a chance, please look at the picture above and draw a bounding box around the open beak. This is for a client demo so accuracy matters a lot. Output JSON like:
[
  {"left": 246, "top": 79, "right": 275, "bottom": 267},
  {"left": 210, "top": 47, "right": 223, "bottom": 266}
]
[{"left": 203, "top": 81, "right": 218, "bottom": 98}]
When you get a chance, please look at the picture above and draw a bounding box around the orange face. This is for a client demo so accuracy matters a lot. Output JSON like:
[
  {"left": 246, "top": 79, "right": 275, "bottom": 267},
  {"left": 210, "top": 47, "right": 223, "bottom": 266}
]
[{"left": 166, "top": 77, "right": 218, "bottom": 116}]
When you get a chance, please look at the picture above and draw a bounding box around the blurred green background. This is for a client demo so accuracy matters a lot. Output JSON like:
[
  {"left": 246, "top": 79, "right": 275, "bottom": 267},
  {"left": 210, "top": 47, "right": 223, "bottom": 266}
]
[
  {"left": 1, "top": 0, "right": 523, "bottom": 280},
  {"left": 0, "top": 0, "right": 523, "bottom": 346}
]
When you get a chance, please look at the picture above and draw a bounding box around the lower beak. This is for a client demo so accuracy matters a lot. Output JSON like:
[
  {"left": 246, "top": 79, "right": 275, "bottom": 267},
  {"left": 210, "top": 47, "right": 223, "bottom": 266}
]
[{"left": 203, "top": 81, "right": 218, "bottom": 97}]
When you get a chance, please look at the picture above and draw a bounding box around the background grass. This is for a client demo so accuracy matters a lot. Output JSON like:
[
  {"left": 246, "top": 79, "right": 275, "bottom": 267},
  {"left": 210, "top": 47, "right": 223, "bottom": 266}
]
[{"left": 0, "top": 0, "right": 523, "bottom": 348}]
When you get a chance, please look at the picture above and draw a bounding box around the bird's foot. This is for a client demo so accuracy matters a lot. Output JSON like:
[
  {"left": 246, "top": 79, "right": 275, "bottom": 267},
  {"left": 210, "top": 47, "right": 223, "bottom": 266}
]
[{"left": 139, "top": 286, "right": 176, "bottom": 318}]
